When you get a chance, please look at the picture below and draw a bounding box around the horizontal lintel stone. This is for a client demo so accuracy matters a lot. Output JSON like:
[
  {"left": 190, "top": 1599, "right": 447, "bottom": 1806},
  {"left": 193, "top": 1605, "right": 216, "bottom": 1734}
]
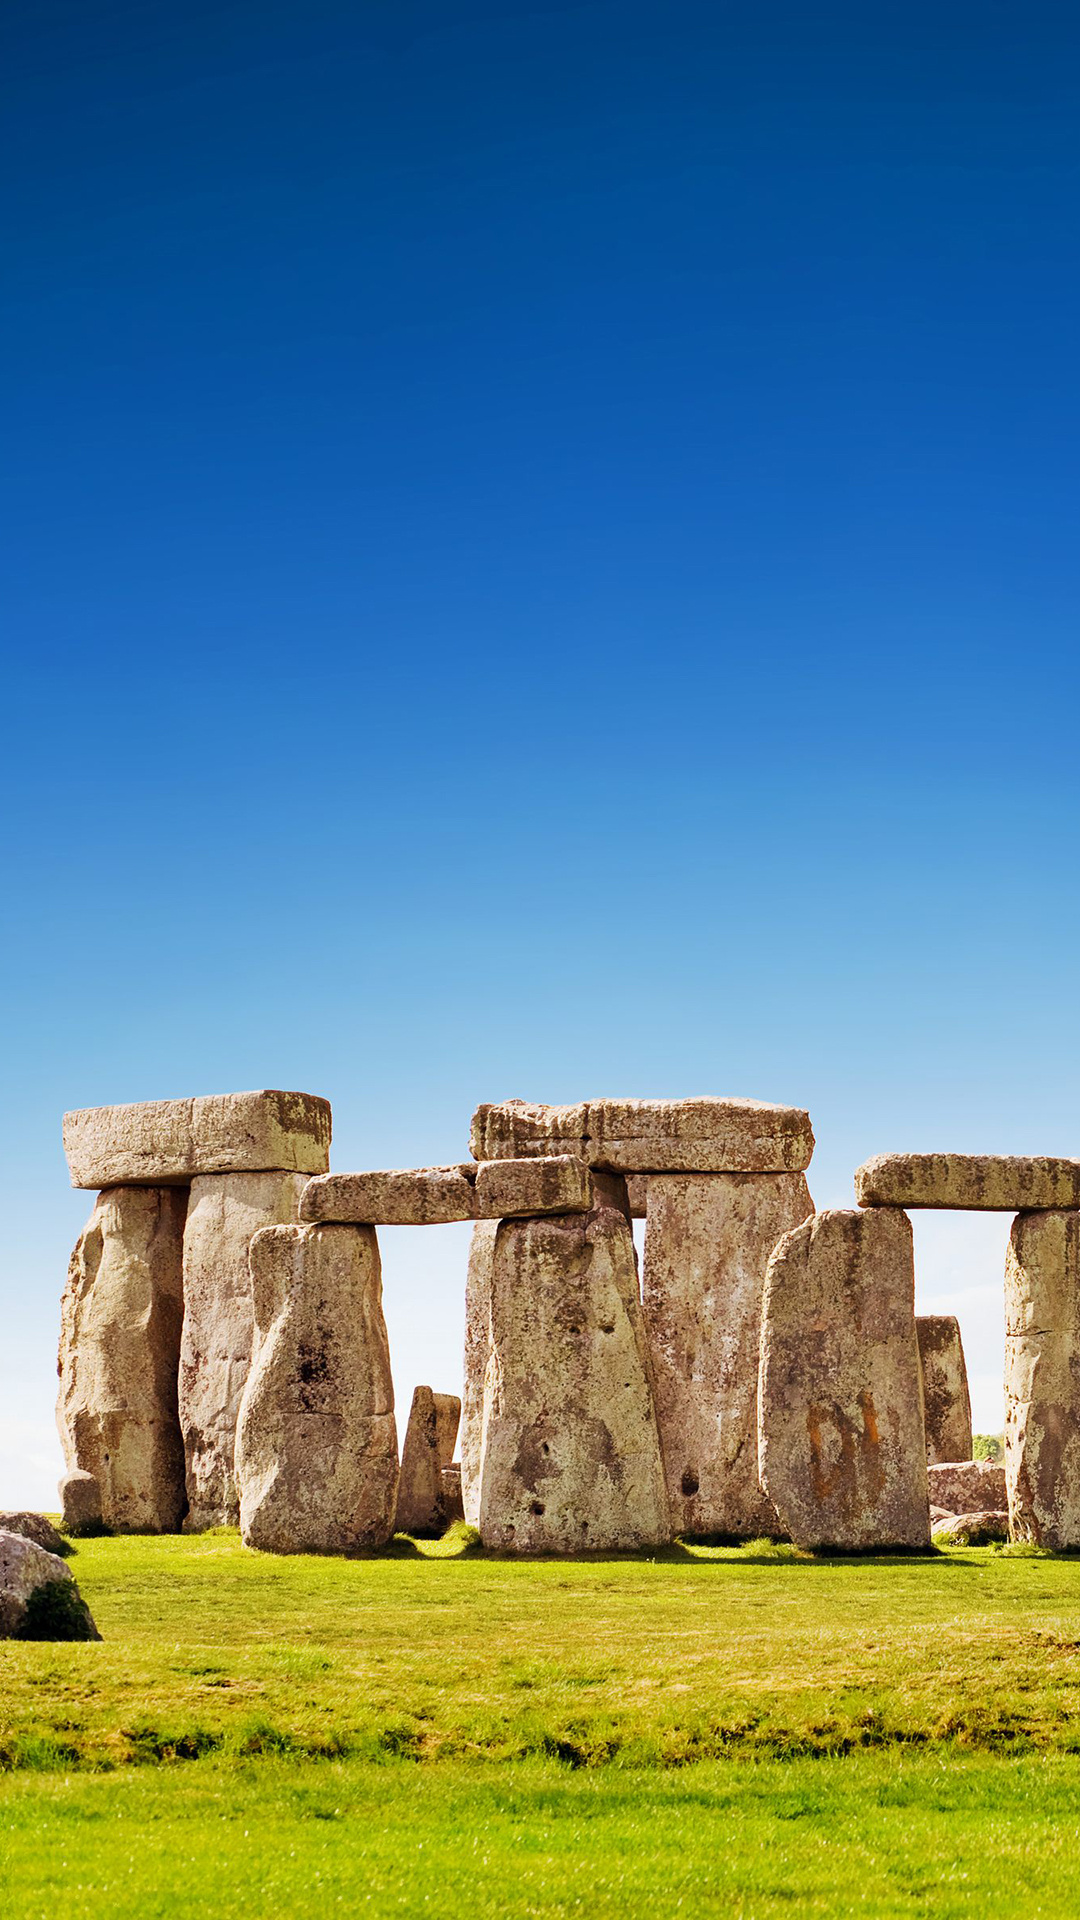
[
  {"left": 300, "top": 1157, "right": 601, "bottom": 1225},
  {"left": 470, "top": 1096, "right": 813, "bottom": 1174},
  {"left": 63, "top": 1091, "right": 331, "bottom": 1188},
  {"left": 855, "top": 1153, "right": 1080, "bottom": 1212}
]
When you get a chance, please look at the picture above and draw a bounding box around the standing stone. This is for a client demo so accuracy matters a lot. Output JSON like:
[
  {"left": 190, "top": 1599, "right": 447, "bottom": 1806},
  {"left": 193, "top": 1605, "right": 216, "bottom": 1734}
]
[
  {"left": 394, "top": 1387, "right": 462, "bottom": 1536},
  {"left": 916, "top": 1315, "right": 973, "bottom": 1465},
  {"left": 475, "top": 1201, "right": 670, "bottom": 1552},
  {"left": 57, "top": 1186, "right": 188, "bottom": 1532},
  {"left": 235, "top": 1223, "right": 398, "bottom": 1553},
  {"left": 642, "top": 1172, "right": 813, "bottom": 1538},
  {"left": 759, "top": 1208, "right": 930, "bottom": 1550},
  {"left": 461, "top": 1222, "right": 498, "bottom": 1529},
  {"left": 59, "top": 1470, "right": 102, "bottom": 1536},
  {"left": 1005, "top": 1209, "right": 1080, "bottom": 1548},
  {"left": 179, "top": 1170, "right": 308, "bottom": 1530}
]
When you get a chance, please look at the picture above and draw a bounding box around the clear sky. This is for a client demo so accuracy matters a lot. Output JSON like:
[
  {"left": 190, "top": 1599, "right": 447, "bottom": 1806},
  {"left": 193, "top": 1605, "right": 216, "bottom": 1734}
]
[{"left": 2, "top": 2, "right": 1078, "bottom": 1507}]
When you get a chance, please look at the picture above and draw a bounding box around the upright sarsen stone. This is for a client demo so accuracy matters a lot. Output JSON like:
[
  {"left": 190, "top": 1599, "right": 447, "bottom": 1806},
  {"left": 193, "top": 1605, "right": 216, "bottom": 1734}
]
[
  {"left": 460, "top": 1222, "right": 498, "bottom": 1529},
  {"left": 642, "top": 1172, "right": 812, "bottom": 1538},
  {"left": 57, "top": 1186, "right": 187, "bottom": 1532},
  {"left": 179, "top": 1171, "right": 309, "bottom": 1530},
  {"left": 758, "top": 1208, "right": 929, "bottom": 1550},
  {"left": 235, "top": 1223, "right": 398, "bottom": 1553},
  {"left": 1005, "top": 1209, "right": 1080, "bottom": 1548},
  {"left": 394, "top": 1387, "right": 461, "bottom": 1536},
  {"left": 916, "top": 1315, "right": 973, "bottom": 1465},
  {"left": 475, "top": 1201, "right": 670, "bottom": 1552}
]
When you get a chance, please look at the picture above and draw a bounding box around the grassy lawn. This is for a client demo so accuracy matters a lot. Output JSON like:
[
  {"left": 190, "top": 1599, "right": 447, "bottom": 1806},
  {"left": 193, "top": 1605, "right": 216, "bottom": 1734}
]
[{"left": 4, "top": 1531, "right": 1080, "bottom": 1913}]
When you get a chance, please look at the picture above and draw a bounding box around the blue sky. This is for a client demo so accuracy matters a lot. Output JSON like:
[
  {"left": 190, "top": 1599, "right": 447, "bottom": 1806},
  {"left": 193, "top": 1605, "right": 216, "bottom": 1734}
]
[{"left": 2, "top": 1, "right": 1077, "bottom": 1504}]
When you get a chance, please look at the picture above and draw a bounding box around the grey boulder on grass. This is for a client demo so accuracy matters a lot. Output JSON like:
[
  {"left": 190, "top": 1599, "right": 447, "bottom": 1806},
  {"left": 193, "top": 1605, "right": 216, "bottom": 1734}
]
[
  {"left": 0, "top": 1530, "right": 100, "bottom": 1640},
  {"left": 0, "top": 1512, "right": 70, "bottom": 1557}
]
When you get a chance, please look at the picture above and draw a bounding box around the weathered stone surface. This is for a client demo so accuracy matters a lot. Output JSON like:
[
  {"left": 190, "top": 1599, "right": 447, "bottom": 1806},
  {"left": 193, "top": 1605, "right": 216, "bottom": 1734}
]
[
  {"left": 475, "top": 1202, "right": 670, "bottom": 1552},
  {"left": 300, "top": 1165, "right": 477, "bottom": 1225},
  {"left": 0, "top": 1531, "right": 100, "bottom": 1640},
  {"left": 179, "top": 1170, "right": 308, "bottom": 1530},
  {"left": 916, "top": 1316, "right": 973, "bottom": 1465},
  {"left": 927, "top": 1460, "right": 1006, "bottom": 1513},
  {"left": 236, "top": 1224, "right": 398, "bottom": 1553},
  {"left": 932, "top": 1510, "right": 1009, "bottom": 1546},
  {"left": 855, "top": 1153, "right": 1080, "bottom": 1212},
  {"left": 394, "top": 1387, "right": 461, "bottom": 1535},
  {"left": 59, "top": 1470, "right": 102, "bottom": 1535},
  {"left": 460, "top": 1222, "right": 498, "bottom": 1529},
  {"left": 0, "top": 1513, "right": 68, "bottom": 1557},
  {"left": 1004, "top": 1209, "right": 1080, "bottom": 1548},
  {"left": 63, "top": 1090, "right": 331, "bottom": 1188},
  {"left": 625, "top": 1175, "right": 649, "bottom": 1219},
  {"left": 470, "top": 1097, "right": 814, "bottom": 1175},
  {"left": 759, "top": 1208, "right": 930, "bottom": 1550},
  {"left": 57, "top": 1186, "right": 187, "bottom": 1532},
  {"left": 642, "top": 1171, "right": 813, "bottom": 1538},
  {"left": 441, "top": 1464, "right": 464, "bottom": 1524},
  {"left": 474, "top": 1157, "right": 594, "bottom": 1219}
]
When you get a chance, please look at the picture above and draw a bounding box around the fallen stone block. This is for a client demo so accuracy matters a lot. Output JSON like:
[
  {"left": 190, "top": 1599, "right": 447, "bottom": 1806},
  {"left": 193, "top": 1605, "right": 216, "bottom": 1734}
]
[
  {"left": 0, "top": 1531, "right": 100, "bottom": 1640},
  {"left": 57, "top": 1186, "right": 187, "bottom": 1532},
  {"left": 475, "top": 1200, "right": 670, "bottom": 1553},
  {"left": 917, "top": 1316, "right": 973, "bottom": 1465},
  {"left": 460, "top": 1222, "right": 498, "bottom": 1529},
  {"left": 180, "top": 1170, "right": 309, "bottom": 1530},
  {"left": 59, "top": 1470, "right": 102, "bottom": 1536},
  {"left": 394, "top": 1387, "right": 462, "bottom": 1535},
  {"left": 1005, "top": 1208, "right": 1080, "bottom": 1548},
  {"left": 759, "top": 1208, "right": 930, "bottom": 1550},
  {"left": 63, "top": 1090, "right": 331, "bottom": 1188},
  {"left": 932, "top": 1510, "right": 1009, "bottom": 1546},
  {"left": 642, "top": 1171, "right": 813, "bottom": 1539},
  {"left": 0, "top": 1513, "right": 69, "bottom": 1557},
  {"left": 855, "top": 1153, "right": 1080, "bottom": 1212},
  {"left": 928, "top": 1459, "right": 1006, "bottom": 1514},
  {"left": 236, "top": 1223, "right": 398, "bottom": 1553},
  {"left": 470, "top": 1097, "right": 814, "bottom": 1174}
]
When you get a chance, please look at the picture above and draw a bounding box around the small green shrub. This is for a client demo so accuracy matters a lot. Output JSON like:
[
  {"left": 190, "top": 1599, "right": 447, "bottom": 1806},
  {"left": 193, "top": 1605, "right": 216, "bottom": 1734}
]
[
  {"left": 17, "top": 1578, "right": 101, "bottom": 1642},
  {"left": 973, "top": 1434, "right": 1004, "bottom": 1462}
]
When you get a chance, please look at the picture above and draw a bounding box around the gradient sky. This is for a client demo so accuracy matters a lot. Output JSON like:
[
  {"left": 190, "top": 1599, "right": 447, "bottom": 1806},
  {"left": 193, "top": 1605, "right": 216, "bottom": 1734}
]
[{"left": 2, "top": 2, "right": 1078, "bottom": 1507}]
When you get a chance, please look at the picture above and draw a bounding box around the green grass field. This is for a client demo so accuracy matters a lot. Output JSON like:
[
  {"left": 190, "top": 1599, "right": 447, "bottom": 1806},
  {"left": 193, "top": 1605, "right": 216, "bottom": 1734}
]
[{"left": 4, "top": 1531, "right": 1080, "bottom": 1914}]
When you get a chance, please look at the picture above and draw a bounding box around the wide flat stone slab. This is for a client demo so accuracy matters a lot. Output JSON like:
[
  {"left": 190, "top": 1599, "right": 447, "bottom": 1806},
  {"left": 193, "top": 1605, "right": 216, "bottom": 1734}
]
[
  {"left": 300, "top": 1157, "right": 597, "bottom": 1224},
  {"left": 470, "top": 1096, "right": 813, "bottom": 1174},
  {"left": 855, "top": 1153, "right": 1080, "bottom": 1212},
  {"left": 64, "top": 1091, "right": 331, "bottom": 1187}
]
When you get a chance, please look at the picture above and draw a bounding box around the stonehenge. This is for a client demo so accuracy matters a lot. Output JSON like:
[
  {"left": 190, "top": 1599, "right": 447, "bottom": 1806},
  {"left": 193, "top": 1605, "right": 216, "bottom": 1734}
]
[{"left": 53, "top": 1083, "right": 1080, "bottom": 1557}]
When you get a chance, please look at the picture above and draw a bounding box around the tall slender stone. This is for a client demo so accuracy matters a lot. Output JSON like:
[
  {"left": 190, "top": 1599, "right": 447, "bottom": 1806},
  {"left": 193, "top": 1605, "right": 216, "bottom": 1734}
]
[
  {"left": 394, "top": 1387, "right": 461, "bottom": 1536},
  {"left": 475, "top": 1201, "right": 670, "bottom": 1552},
  {"left": 57, "top": 1186, "right": 188, "bottom": 1532},
  {"left": 236, "top": 1223, "right": 398, "bottom": 1553},
  {"left": 916, "top": 1315, "right": 973, "bottom": 1465},
  {"left": 642, "top": 1172, "right": 812, "bottom": 1538},
  {"left": 759, "top": 1208, "right": 930, "bottom": 1550},
  {"left": 461, "top": 1223, "right": 498, "bottom": 1529},
  {"left": 179, "top": 1170, "right": 309, "bottom": 1529},
  {"left": 1005, "top": 1209, "right": 1080, "bottom": 1548}
]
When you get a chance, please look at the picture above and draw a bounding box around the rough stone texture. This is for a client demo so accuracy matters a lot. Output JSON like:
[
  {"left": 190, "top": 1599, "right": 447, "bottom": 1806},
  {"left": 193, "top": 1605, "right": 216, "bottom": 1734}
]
[
  {"left": 57, "top": 1186, "right": 187, "bottom": 1532},
  {"left": 474, "top": 1202, "right": 670, "bottom": 1552},
  {"left": 236, "top": 1223, "right": 398, "bottom": 1553},
  {"left": 59, "top": 1470, "right": 102, "bottom": 1535},
  {"left": 301, "top": 1166, "right": 477, "bottom": 1225},
  {"left": 1004, "top": 1209, "right": 1080, "bottom": 1548},
  {"left": 642, "top": 1171, "right": 813, "bottom": 1538},
  {"left": 179, "top": 1170, "right": 309, "bottom": 1530},
  {"left": 932, "top": 1510, "right": 1009, "bottom": 1546},
  {"left": 474, "top": 1156, "right": 594, "bottom": 1219},
  {"left": 441, "top": 1464, "right": 464, "bottom": 1524},
  {"left": 928, "top": 1460, "right": 1006, "bottom": 1514},
  {"left": 625, "top": 1175, "right": 649, "bottom": 1219},
  {"left": 855, "top": 1153, "right": 1080, "bottom": 1212},
  {"left": 0, "top": 1531, "right": 100, "bottom": 1639},
  {"left": 0, "top": 1513, "right": 68, "bottom": 1557},
  {"left": 63, "top": 1090, "right": 331, "bottom": 1188},
  {"left": 460, "top": 1222, "right": 498, "bottom": 1529},
  {"left": 916, "top": 1316, "right": 973, "bottom": 1465},
  {"left": 470, "top": 1097, "right": 814, "bottom": 1175},
  {"left": 394, "top": 1387, "right": 462, "bottom": 1535},
  {"left": 759, "top": 1208, "right": 930, "bottom": 1550}
]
